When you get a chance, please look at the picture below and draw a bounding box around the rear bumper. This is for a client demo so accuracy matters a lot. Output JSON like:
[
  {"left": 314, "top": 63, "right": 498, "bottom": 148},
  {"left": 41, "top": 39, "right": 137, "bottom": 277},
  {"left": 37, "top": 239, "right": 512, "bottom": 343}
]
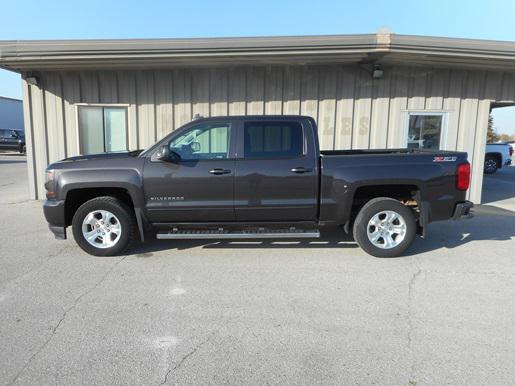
[
  {"left": 452, "top": 201, "right": 474, "bottom": 220},
  {"left": 43, "top": 199, "right": 67, "bottom": 239}
]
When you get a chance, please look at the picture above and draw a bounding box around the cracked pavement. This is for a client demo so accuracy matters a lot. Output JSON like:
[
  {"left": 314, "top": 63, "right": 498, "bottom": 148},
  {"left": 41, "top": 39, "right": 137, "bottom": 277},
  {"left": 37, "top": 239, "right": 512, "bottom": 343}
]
[{"left": 1, "top": 153, "right": 515, "bottom": 385}]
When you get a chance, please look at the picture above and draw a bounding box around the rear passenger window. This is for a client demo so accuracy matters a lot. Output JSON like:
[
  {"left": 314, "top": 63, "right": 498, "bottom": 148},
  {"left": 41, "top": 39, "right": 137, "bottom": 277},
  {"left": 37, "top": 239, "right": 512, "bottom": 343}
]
[{"left": 244, "top": 121, "right": 304, "bottom": 158}]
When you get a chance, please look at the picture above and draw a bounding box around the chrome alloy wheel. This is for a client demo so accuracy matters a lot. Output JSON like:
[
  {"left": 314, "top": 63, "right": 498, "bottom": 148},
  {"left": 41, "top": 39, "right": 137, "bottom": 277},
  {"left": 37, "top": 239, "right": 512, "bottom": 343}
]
[
  {"left": 82, "top": 210, "right": 122, "bottom": 249},
  {"left": 366, "top": 210, "right": 407, "bottom": 249}
]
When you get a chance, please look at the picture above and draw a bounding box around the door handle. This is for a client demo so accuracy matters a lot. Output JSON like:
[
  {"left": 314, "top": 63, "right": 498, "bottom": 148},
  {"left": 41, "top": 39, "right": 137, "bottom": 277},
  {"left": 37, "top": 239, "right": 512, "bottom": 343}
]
[
  {"left": 290, "top": 167, "right": 312, "bottom": 174},
  {"left": 209, "top": 168, "right": 231, "bottom": 175}
]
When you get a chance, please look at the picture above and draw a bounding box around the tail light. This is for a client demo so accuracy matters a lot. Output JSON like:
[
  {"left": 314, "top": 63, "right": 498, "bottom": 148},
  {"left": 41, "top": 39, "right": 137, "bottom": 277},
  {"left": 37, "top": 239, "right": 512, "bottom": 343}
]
[
  {"left": 509, "top": 146, "right": 513, "bottom": 157},
  {"left": 457, "top": 162, "right": 471, "bottom": 191}
]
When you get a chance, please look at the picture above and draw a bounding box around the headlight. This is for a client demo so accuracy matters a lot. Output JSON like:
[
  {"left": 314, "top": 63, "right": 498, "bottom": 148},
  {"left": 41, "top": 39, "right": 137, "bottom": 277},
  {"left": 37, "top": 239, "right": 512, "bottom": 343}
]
[{"left": 45, "top": 169, "right": 57, "bottom": 199}]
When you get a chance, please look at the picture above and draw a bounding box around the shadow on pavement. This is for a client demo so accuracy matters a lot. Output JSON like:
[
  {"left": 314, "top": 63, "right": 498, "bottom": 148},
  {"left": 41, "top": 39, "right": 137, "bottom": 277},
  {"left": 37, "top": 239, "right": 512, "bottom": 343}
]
[
  {"left": 132, "top": 228, "right": 358, "bottom": 255},
  {"left": 481, "top": 166, "right": 515, "bottom": 204},
  {"left": 131, "top": 205, "right": 514, "bottom": 257},
  {"left": 405, "top": 205, "right": 515, "bottom": 256}
]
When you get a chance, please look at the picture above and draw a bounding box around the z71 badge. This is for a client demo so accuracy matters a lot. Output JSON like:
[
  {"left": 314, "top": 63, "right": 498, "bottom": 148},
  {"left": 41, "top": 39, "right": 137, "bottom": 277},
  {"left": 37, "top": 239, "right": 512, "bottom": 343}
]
[{"left": 433, "top": 156, "right": 457, "bottom": 162}]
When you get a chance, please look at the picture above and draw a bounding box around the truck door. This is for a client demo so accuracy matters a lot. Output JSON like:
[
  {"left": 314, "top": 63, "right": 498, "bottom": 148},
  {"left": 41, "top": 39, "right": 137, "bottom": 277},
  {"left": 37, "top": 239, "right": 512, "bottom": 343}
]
[
  {"left": 234, "top": 119, "right": 318, "bottom": 221},
  {"left": 143, "top": 120, "right": 236, "bottom": 223}
]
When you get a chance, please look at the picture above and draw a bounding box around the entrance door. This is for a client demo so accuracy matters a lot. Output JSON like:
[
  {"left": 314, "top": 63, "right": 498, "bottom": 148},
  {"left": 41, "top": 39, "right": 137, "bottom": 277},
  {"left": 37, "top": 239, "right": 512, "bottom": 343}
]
[{"left": 143, "top": 121, "right": 235, "bottom": 223}]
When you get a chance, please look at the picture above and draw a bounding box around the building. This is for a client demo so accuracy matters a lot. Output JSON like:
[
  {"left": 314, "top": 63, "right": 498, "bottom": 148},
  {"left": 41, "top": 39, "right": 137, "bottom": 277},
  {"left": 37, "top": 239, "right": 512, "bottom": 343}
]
[
  {"left": 1, "top": 32, "right": 515, "bottom": 202},
  {"left": 0, "top": 96, "right": 23, "bottom": 130}
]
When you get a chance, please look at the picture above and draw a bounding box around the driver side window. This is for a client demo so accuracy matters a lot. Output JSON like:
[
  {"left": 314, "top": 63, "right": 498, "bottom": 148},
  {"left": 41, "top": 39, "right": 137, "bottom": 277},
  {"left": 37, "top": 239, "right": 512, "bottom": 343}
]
[{"left": 168, "top": 123, "right": 231, "bottom": 160}]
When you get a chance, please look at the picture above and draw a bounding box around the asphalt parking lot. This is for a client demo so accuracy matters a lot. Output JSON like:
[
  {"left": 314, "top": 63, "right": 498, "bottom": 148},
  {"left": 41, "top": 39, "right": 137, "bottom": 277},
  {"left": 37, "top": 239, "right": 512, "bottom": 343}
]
[{"left": 1, "top": 153, "right": 514, "bottom": 385}]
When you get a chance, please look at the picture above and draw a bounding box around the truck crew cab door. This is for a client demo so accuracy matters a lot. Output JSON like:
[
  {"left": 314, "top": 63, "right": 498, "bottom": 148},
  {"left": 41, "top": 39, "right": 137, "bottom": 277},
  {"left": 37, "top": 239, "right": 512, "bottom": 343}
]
[
  {"left": 234, "top": 119, "right": 318, "bottom": 221},
  {"left": 143, "top": 120, "right": 236, "bottom": 223}
]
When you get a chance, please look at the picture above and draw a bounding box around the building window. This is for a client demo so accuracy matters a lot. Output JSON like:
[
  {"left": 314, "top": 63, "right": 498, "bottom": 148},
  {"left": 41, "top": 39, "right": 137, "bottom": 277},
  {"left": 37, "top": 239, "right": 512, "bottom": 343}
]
[
  {"left": 405, "top": 112, "right": 447, "bottom": 150},
  {"left": 78, "top": 106, "right": 127, "bottom": 154}
]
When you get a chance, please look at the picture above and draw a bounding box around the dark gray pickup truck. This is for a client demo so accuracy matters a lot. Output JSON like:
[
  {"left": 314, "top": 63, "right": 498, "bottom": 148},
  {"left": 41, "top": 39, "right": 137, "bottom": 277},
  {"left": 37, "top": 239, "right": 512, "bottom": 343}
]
[{"left": 44, "top": 115, "right": 473, "bottom": 257}]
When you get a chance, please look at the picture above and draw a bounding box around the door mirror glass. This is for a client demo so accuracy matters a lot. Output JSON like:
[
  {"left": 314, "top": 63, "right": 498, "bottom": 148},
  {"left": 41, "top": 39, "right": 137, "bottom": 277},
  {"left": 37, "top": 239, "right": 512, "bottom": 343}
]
[
  {"left": 153, "top": 145, "right": 171, "bottom": 162},
  {"left": 190, "top": 141, "right": 201, "bottom": 153}
]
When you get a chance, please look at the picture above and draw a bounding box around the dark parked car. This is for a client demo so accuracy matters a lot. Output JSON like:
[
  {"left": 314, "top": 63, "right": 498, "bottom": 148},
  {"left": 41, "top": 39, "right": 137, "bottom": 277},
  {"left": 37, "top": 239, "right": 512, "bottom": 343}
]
[
  {"left": 43, "top": 116, "right": 473, "bottom": 258},
  {"left": 0, "top": 129, "right": 25, "bottom": 153}
]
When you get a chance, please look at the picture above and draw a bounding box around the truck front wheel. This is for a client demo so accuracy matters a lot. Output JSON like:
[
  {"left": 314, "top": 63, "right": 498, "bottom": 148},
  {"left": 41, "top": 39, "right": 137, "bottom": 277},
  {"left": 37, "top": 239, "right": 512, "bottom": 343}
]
[
  {"left": 353, "top": 197, "right": 416, "bottom": 258},
  {"left": 484, "top": 155, "right": 498, "bottom": 174},
  {"left": 71, "top": 196, "right": 137, "bottom": 256}
]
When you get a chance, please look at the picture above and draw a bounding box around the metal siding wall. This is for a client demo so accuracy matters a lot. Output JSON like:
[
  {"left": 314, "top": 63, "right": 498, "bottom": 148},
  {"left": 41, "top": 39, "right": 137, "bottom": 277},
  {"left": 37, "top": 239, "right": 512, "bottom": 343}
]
[
  {"left": 173, "top": 69, "right": 192, "bottom": 128},
  {"left": 43, "top": 73, "right": 66, "bottom": 163},
  {"left": 210, "top": 68, "right": 228, "bottom": 116},
  {"left": 136, "top": 71, "right": 156, "bottom": 149},
  {"left": 369, "top": 69, "right": 391, "bottom": 149},
  {"left": 30, "top": 83, "right": 48, "bottom": 199},
  {"left": 246, "top": 67, "right": 265, "bottom": 115},
  {"left": 264, "top": 66, "right": 283, "bottom": 115},
  {"left": 228, "top": 67, "right": 246, "bottom": 116},
  {"left": 335, "top": 66, "right": 357, "bottom": 149},
  {"left": 155, "top": 71, "right": 174, "bottom": 140},
  {"left": 117, "top": 71, "right": 138, "bottom": 149},
  {"left": 318, "top": 66, "right": 337, "bottom": 150},
  {"left": 26, "top": 66, "right": 512, "bottom": 202},
  {"left": 386, "top": 68, "right": 409, "bottom": 148},
  {"left": 282, "top": 66, "right": 301, "bottom": 115},
  {"left": 62, "top": 72, "right": 81, "bottom": 156},
  {"left": 21, "top": 80, "right": 36, "bottom": 199}
]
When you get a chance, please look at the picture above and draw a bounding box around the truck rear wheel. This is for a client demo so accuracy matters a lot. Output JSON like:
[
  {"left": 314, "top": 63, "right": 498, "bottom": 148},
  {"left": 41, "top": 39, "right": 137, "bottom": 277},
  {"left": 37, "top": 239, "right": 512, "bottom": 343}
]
[
  {"left": 353, "top": 197, "right": 416, "bottom": 258},
  {"left": 72, "top": 196, "right": 136, "bottom": 256}
]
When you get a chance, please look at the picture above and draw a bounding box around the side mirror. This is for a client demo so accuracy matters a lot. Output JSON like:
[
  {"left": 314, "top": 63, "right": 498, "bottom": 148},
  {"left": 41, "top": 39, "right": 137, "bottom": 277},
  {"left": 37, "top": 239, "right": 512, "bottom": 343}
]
[
  {"left": 152, "top": 145, "right": 181, "bottom": 163},
  {"left": 153, "top": 145, "right": 170, "bottom": 161},
  {"left": 190, "top": 141, "right": 201, "bottom": 153}
]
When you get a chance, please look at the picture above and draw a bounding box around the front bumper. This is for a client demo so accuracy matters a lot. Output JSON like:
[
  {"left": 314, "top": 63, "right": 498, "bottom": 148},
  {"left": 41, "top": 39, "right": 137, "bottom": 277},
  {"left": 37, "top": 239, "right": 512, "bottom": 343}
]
[
  {"left": 43, "top": 199, "right": 67, "bottom": 239},
  {"left": 452, "top": 200, "right": 474, "bottom": 220}
]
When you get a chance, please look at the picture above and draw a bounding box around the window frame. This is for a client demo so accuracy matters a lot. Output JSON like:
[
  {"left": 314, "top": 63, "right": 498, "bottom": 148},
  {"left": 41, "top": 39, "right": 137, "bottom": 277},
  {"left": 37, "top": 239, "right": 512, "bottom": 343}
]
[
  {"left": 75, "top": 103, "right": 129, "bottom": 155},
  {"left": 403, "top": 111, "right": 449, "bottom": 150},
  {"left": 239, "top": 120, "right": 307, "bottom": 160}
]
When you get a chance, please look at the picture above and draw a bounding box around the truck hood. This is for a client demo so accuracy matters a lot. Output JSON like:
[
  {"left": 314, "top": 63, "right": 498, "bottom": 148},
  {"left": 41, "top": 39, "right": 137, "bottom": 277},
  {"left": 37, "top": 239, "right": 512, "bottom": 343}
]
[
  {"left": 63, "top": 150, "right": 143, "bottom": 162},
  {"left": 48, "top": 150, "right": 143, "bottom": 170}
]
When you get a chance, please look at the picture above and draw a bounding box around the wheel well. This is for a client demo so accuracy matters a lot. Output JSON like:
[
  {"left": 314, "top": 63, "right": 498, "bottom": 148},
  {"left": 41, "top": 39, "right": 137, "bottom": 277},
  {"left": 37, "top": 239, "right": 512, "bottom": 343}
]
[
  {"left": 349, "top": 184, "right": 420, "bottom": 228},
  {"left": 64, "top": 188, "right": 134, "bottom": 226},
  {"left": 485, "top": 152, "right": 502, "bottom": 167}
]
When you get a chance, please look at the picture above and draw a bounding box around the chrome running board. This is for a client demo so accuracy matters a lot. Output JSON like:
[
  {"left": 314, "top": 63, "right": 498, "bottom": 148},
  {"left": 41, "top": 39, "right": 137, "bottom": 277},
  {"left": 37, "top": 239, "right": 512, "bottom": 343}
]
[{"left": 156, "top": 229, "right": 320, "bottom": 240}]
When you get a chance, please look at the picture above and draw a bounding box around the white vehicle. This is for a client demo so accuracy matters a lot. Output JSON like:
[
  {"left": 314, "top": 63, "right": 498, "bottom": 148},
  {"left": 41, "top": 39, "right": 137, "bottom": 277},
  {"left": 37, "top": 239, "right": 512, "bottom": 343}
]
[{"left": 484, "top": 143, "right": 513, "bottom": 174}]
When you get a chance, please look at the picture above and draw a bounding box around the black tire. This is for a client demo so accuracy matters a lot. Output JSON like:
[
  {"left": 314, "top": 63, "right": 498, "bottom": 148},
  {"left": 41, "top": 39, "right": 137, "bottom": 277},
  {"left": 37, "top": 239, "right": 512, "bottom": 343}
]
[
  {"left": 484, "top": 155, "right": 498, "bottom": 174},
  {"left": 72, "top": 196, "right": 137, "bottom": 256},
  {"left": 19, "top": 145, "right": 26, "bottom": 154},
  {"left": 353, "top": 197, "right": 416, "bottom": 258}
]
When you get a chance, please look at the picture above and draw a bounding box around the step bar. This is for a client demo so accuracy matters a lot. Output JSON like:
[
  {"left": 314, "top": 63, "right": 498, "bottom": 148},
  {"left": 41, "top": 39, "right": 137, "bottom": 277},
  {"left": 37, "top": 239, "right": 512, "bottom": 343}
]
[{"left": 156, "top": 229, "right": 320, "bottom": 240}]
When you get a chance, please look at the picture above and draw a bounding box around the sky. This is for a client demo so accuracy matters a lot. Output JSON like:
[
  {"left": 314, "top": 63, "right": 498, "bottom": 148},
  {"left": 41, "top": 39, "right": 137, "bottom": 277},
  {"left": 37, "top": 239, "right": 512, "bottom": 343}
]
[{"left": 1, "top": 0, "right": 515, "bottom": 134}]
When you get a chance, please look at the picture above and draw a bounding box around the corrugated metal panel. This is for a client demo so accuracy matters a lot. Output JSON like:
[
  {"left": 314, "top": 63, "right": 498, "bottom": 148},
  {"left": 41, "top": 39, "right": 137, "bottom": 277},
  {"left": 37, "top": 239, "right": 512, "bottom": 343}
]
[
  {"left": 25, "top": 64, "right": 515, "bottom": 203},
  {"left": 21, "top": 80, "right": 36, "bottom": 198}
]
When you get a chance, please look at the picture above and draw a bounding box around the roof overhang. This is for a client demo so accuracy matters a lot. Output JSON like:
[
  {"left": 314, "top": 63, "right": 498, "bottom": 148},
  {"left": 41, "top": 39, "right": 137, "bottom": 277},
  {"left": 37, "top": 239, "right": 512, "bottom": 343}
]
[{"left": 2, "top": 32, "right": 515, "bottom": 72}]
